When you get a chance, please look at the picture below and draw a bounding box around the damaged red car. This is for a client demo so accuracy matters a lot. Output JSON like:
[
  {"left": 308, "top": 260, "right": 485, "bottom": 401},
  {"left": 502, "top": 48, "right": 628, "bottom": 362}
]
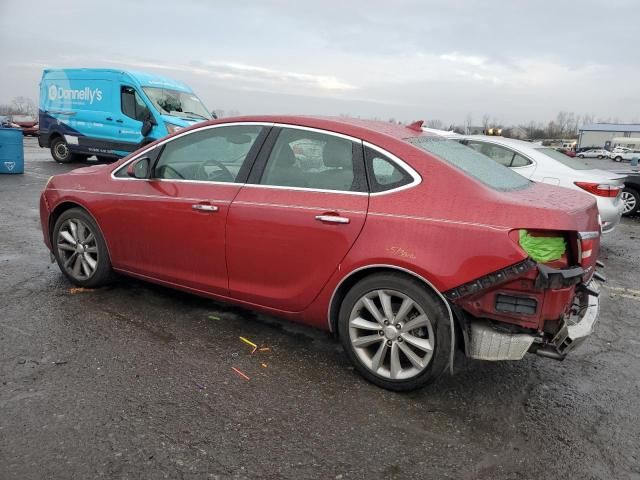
[{"left": 39, "top": 116, "right": 602, "bottom": 391}]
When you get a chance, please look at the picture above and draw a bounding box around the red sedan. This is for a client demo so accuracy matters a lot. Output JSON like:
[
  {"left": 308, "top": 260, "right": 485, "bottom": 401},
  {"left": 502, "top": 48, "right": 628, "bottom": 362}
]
[{"left": 39, "top": 116, "right": 602, "bottom": 391}]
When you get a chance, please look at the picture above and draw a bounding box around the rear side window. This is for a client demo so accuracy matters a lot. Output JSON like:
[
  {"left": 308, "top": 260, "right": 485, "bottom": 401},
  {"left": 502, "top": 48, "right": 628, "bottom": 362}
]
[
  {"left": 535, "top": 147, "right": 591, "bottom": 170},
  {"left": 259, "top": 127, "right": 366, "bottom": 192},
  {"left": 407, "top": 137, "right": 530, "bottom": 191},
  {"left": 365, "top": 147, "right": 413, "bottom": 193}
]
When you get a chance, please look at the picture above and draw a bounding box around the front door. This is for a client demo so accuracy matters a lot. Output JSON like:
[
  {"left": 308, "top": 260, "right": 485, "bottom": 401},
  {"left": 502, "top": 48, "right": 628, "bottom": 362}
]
[
  {"left": 111, "top": 124, "right": 267, "bottom": 295},
  {"left": 226, "top": 126, "right": 369, "bottom": 311}
]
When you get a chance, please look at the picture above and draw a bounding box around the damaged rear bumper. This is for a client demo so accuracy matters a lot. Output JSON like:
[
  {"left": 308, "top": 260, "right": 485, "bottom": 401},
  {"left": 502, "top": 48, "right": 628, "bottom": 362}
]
[{"left": 467, "top": 280, "right": 600, "bottom": 361}]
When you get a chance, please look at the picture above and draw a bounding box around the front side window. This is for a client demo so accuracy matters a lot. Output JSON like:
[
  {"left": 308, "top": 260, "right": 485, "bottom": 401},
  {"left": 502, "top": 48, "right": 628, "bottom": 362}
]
[
  {"left": 259, "top": 128, "right": 365, "bottom": 192},
  {"left": 154, "top": 125, "right": 263, "bottom": 182},
  {"left": 407, "top": 137, "right": 530, "bottom": 191},
  {"left": 121, "top": 86, "right": 150, "bottom": 121}
]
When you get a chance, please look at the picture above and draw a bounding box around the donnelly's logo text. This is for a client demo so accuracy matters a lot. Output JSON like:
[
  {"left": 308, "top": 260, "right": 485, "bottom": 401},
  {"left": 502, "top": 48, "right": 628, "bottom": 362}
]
[{"left": 48, "top": 85, "right": 103, "bottom": 104}]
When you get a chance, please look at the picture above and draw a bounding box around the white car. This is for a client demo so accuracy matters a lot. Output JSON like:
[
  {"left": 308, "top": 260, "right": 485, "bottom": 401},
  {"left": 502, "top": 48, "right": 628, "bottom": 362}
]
[
  {"left": 610, "top": 150, "right": 640, "bottom": 162},
  {"left": 577, "top": 149, "right": 610, "bottom": 159},
  {"left": 423, "top": 129, "right": 625, "bottom": 233}
]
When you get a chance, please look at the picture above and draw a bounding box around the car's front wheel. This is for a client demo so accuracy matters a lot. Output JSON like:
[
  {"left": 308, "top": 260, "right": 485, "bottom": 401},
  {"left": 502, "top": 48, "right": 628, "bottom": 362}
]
[
  {"left": 52, "top": 208, "right": 113, "bottom": 287},
  {"left": 578, "top": 154, "right": 585, "bottom": 158},
  {"left": 614, "top": 156, "right": 623, "bottom": 162},
  {"left": 338, "top": 273, "right": 451, "bottom": 391},
  {"left": 621, "top": 188, "right": 639, "bottom": 216}
]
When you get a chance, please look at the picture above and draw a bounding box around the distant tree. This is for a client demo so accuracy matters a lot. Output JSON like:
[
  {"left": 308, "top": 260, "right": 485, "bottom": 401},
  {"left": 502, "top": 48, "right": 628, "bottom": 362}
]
[
  {"left": 481, "top": 114, "right": 490, "bottom": 131},
  {"left": 425, "top": 119, "right": 444, "bottom": 129},
  {"left": 11, "top": 96, "right": 36, "bottom": 115}
]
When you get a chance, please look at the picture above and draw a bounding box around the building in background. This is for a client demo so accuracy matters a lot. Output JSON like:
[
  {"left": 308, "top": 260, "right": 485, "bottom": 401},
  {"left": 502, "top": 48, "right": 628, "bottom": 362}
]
[{"left": 578, "top": 123, "right": 640, "bottom": 150}]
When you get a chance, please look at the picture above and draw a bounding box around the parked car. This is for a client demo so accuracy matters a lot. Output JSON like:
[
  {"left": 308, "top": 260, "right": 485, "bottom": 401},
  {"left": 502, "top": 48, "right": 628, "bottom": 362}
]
[
  {"left": 610, "top": 150, "right": 640, "bottom": 162},
  {"left": 612, "top": 146, "right": 631, "bottom": 154},
  {"left": 0, "top": 116, "right": 21, "bottom": 129},
  {"left": 39, "top": 68, "right": 213, "bottom": 163},
  {"left": 425, "top": 130, "right": 624, "bottom": 234},
  {"left": 40, "top": 117, "right": 602, "bottom": 391},
  {"left": 557, "top": 148, "right": 576, "bottom": 158},
  {"left": 11, "top": 115, "right": 38, "bottom": 136},
  {"left": 577, "top": 148, "right": 609, "bottom": 159},
  {"left": 618, "top": 172, "right": 640, "bottom": 216}
]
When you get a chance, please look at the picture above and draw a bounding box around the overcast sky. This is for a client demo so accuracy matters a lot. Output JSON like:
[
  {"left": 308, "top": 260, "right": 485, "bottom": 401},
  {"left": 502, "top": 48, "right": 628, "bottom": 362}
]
[{"left": 1, "top": 0, "right": 638, "bottom": 125}]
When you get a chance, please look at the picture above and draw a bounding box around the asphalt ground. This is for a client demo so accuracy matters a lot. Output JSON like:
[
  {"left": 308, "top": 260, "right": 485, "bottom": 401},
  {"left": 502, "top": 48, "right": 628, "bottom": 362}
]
[{"left": 1, "top": 138, "right": 639, "bottom": 479}]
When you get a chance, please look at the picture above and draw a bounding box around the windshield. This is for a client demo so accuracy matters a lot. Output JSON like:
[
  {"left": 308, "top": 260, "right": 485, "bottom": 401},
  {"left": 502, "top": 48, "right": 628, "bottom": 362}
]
[
  {"left": 407, "top": 137, "right": 531, "bottom": 191},
  {"left": 535, "top": 148, "right": 592, "bottom": 170},
  {"left": 142, "top": 87, "right": 211, "bottom": 121}
]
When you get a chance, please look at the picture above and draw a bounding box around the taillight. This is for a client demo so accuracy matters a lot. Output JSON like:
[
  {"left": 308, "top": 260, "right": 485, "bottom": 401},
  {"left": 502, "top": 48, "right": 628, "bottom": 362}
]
[
  {"left": 577, "top": 231, "right": 599, "bottom": 267},
  {"left": 574, "top": 182, "right": 620, "bottom": 197}
]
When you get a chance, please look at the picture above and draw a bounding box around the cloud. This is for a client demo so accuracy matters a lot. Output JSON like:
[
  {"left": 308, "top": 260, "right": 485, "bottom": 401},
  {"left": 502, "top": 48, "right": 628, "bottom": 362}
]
[{"left": 440, "top": 53, "right": 488, "bottom": 67}]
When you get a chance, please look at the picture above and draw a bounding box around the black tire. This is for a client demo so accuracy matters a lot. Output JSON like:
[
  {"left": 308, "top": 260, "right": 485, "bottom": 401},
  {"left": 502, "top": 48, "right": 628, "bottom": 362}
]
[
  {"left": 50, "top": 136, "right": 73, "bottom": 163},
  {"left": 578, "top": 154, "right": 585, "bottom": 158},
  {"left": 597, "top": 155, "right": 603, "bottom": 159},
  {"left": 338, "top": 273, "right": 451, "bottom": 392},
  {"left": 52, "top": 208, "right": 113, "bottom": 288},
  {"left": 621, "top": 187, "right": 639, "bottom": 216},
  {"left": 615, "top": 156, "right": 623, "bottom": 162}
]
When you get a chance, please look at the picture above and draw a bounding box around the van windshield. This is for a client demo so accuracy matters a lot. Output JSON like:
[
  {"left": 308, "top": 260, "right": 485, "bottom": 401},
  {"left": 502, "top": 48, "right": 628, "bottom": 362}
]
[{"left": 142, "top": 87, "right": 211, "bottom": 121}]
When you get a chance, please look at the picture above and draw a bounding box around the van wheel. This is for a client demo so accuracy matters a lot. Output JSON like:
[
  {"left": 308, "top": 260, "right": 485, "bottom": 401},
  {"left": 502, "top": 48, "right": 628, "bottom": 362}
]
[
  {"left": 50, "top": 137, "right": 74, "bottom": 163},
  {"left": 338, "top": 273, "right": 451, "bottom": 391}
]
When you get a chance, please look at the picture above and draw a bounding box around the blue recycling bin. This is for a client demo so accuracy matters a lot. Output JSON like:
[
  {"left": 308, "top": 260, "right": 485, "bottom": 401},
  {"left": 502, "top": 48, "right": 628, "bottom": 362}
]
[
  {"left": 0, "top": 127, "right": 24, "bottom": 174},
  {"left": 631, "top": 156, "right": 639, "bottom": 168}
]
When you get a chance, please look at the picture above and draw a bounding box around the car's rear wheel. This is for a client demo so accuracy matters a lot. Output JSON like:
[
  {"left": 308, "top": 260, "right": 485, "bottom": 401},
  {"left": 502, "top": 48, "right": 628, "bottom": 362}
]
[
  {"left": 621, "top": 188, "right": 639, "bottom": 216},
  {"left": 578, "top": 154, "right": 585, "bottom": 158},
  {"left": 614, "top": 156, "right": 623, "bottom": 162},
  {"left": 53, "top": 208, "right": 113, "bottom": 287},
  {"left": 338, "top": 273, "right": 451, "bottom": 391},
  {"left": 597, "top": 155, "right": 604, "bottom": 159}
]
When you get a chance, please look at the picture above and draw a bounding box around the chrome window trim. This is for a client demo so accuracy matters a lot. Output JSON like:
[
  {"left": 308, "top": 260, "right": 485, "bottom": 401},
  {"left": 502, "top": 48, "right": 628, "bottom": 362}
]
[
  {"left": 364, "top": 141, "right": 422, "bottom": 196},
  {"left": 242, "top": 183, "right": 368, "bottom": 196},
  {"left": 110, "top": 122, "right": 274, "bottom": 181},
  {"left": 110, "top": 121, "right": 422, "bottom": 197}
]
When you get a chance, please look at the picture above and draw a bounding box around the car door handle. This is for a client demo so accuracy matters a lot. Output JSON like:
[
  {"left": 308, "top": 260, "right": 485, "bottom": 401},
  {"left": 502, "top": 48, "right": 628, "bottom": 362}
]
[
  {"left": 116, "top": 119, "right": 123, "bottom": 123},
  {"left": 192, "top": 204, "right": 219, "bottom": 212},
  {"left": 315, "top": 214, "right": 350, "bottom": 224},
  {"left": 106, "top": 117, "right": 113, "bottom": 121}
]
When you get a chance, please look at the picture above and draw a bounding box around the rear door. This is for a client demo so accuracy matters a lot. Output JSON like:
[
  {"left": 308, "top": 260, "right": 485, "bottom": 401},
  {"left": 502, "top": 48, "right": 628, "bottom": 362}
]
[
  {"left": 226, "top": 126, "right": 369, "bottom": 311},
  {"left": 110, "top": 123, "right": 268, "bottom": 295}
]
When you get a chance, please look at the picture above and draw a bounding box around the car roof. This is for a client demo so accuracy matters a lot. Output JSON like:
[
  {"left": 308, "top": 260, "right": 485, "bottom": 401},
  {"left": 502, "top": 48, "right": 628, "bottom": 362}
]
[{"left": 200, "top": 116, "right": 442, "bottom": 143}]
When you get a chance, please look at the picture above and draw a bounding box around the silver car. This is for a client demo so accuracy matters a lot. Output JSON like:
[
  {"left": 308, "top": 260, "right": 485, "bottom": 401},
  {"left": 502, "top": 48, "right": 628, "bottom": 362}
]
[{"left": 423, "top": 130, "right": 626, "bottom": 233}]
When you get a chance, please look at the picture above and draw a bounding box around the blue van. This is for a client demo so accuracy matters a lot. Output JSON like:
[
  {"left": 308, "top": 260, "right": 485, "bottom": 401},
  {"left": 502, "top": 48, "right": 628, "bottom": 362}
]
[{"left": 39, "top": 68, "right": 213, "bottom": 163}]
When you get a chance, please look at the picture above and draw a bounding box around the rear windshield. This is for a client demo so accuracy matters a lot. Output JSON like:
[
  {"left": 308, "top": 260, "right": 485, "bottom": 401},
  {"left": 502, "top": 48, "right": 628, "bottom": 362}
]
[
  {"left": 407, "top": 137, "right": 531, "bottom": 191},
  {"left": 534, "top": 148, "right": 591, "bottom": 170}
]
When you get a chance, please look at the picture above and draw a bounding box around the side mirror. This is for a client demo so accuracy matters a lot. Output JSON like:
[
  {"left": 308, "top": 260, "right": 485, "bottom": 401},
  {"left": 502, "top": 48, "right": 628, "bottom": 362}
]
[
  {"left": 127, "top": 157, "right": 151, "bottom": 179},
  {"left": 141, "top": 111, "right": 157, "bottom": 136},
  {"left": 210, "top": 111, "right": 218, "bottom": 120}
]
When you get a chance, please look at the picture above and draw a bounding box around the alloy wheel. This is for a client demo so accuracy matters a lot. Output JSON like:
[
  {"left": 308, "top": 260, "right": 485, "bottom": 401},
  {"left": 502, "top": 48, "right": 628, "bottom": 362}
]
[
  {"left": 56, "top": 218, "right": 99, "bottom": 280},
  {"left": 348, "top": 289, "right": 435, "bottom": 380},
  {"left": 621, "top": 190, "right": 637, "bottom": 214}
]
